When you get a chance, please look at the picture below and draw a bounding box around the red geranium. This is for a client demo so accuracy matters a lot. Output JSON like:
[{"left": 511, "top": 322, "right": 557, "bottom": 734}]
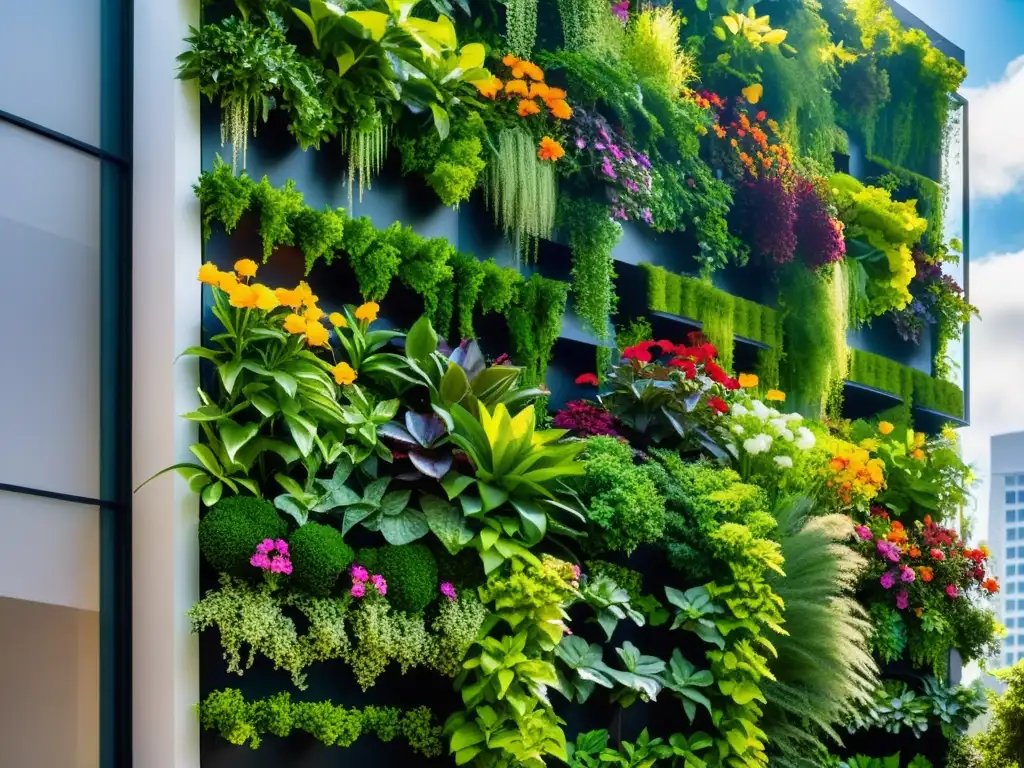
[
  {"left": 724, "top": 377, "right": 741, "bottom": 391},
  {"left": 704, "top": 361, "right": 729, "bottom": 384},
  {"left": 622, "top": 345, "right": 652, "bottom": 363},
  {"left": 708, "top": 397, "right": 729, "bottom": 415},
  {"left": 575, "top": 373, "right": 599, "bottom": 386},
  {"left": 669, "top": 358, "right": 697, "bottom": 378}
]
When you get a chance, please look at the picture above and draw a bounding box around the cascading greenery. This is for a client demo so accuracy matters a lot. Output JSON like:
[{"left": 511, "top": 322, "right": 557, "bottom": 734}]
[
  {"left": 485, "top": 127, "right": 557, "bottom": 259},
  {"left": 505, "top": 0, "right": 539, "bottom": 58},
  {"left": 559, "top": 197, "right": 621, "bottom": 340},
  {"left": 341, "top": 115, "right": 390, "bottom": 210}
]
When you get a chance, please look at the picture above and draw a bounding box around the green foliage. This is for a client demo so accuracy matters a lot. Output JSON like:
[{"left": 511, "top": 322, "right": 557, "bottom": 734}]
[
  {"left": 622, "top": 6, "right": 697, "bottom": 97},
  {"left": 506, "top": 0, "right": 539, "bottom": 57},
  {"left": 560, "top": 197, "right": 621, "bottom": 340},
  {"left": 867, "top": 154, "right": 945, "bottom": 253},
  {"left": 866, "top": 602, "right": 908, "bottom": 664},
  {"left": 198, "top": 688, "right": 443, "bottom": 756},
  {"left": 584, "top": 560, "right": 644, "bottom": 602},
  {"left": 577, "top": 436, "right": 665, "bottom": 554},
  {"left": 195, "top": 157, "right": 253, "bottom": 242},
  {"left": 293, "top": 206, "right": 347, "bottom": 273},
  {"left": 556, "top": 0, "right": 623, "bottom": 57},
  {"left": 507, "top": 274, "right": 570, "bottom": 385},
  {"left": 361, "top": 543, "right": 439, "bottom": 613},
  {"left": 778, "top": 263, "right": 849, "bottom": 419},
  {"left": 485, "top": 127, "right": 557, "bottom": 254},
  {"left": 972, "top": 660, "right": 1024, "bottom": 765},
  {"left": 912, "top": 368, "right": 965, "bottom": 418},
  {"left": 847, "top": 349, "right": 965, "bottom": 420},
  {"left": 289, "top": 522, "right": 354, "bottom": 596},
  {"left": 848, "top": 678, "right": 986, "bottom": 740},
  {"left": 395, "top": 113, "right": 488, "bottom": 208},
  {"left": 199, "top": 495, "right": 287, "bottom": 573},
  {"left": 252, "top": 176, "right": 304, "bottom": 262},
  {"left": 763, "top": 501, "right": 878, "bottom": 768}
]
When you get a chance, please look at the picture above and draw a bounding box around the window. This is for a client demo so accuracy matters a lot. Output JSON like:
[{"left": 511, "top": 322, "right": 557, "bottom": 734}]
[
  {"left": 1010, "top": 583, "right": 1017, "bottom": 595},
  {"left": 1018, "top": 474, "right": 1024, "bottom": 484},
  {"left": 1008, "top": 600, "right": 1016, "bottom": 611},
  {"left": 1011, "top": 510, "right": 1019, "bottom": 523},
  {"left": 1009, "top": 618, "right": 1017, "bottom": 628},
  {"left": 1010, "top": 565, "right": 1018, "bottom": 576},
  {"left": 1008, "top": 491, "right": 1016, "bottom": 504},
  {"left": 1010, "top": 529, "right": 1019, "bottom": 541},
  {"left": 1010, "top": 547, "right": 1018, "bottom": 558},
  {"left": 1010, "top": 476, "right": 1019, "bottom": 487},
  {"left": 1008, "top": 653, "right": 1015, "bottom": 666},
  {"left": 1018, "top": 634, "right": 1024, "bottom": 644},
  {"left": 1008, "top": 636, "right": 1017, "bottom": 646}
]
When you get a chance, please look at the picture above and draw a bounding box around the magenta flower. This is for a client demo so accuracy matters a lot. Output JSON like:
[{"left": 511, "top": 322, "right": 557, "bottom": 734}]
[
  {"left": 270, "top": 556, "right": 293, "bottom": 575},
  {"left": 610, "top": 0, "right": 629, "bottom": 24},
  {"left": 371, "top": 574, "right": 387, "bottom": 596},
  {"left": 946, "top": 584, "right": 959, "bottom": 599},
  {"left": 855, "top": 525, "right": 873, "bottom": 541},
  {"left": 250, "top": 539, "right": 293, "bottom": 587},
  {"left": 601, "top": 157, "right": 617, "bottom": 180},
  {"left": 440, "top": 582, "right": 457, "bottom": 601},
  {"left": 624, "top": 178, "right": 639, "bottom": 193},
  {"left": 274, "top": 539, "right": 289, "bottom": 557},
  {"left": 637, "top": 153, "right": 651, "bottom": 170},
  {"left": 877, "top": 540, "right": 901, "bottom": 563},
  {"left": 351, "top": 565, "right": 369, "bottom": 583},
  {"left": 351, "top": 582, "right": 366, "bottom": 598},
  {"left": 641, "top": 208, "right": 653, "bottom": 225},
  {"left": 896, "top": 590, "right": 909, "bottom": 610},
  {"left": 899, "top": 565, "right": 915, "bottom": 583},
  {"left": 575, "top": 137, "right": 586, "bottom": 149},
  {"left": 880, "top": 571, "right": 896, "bottom": 590},
  {"left": 609, "top": 144, "right": 625, "bottom": 161}
]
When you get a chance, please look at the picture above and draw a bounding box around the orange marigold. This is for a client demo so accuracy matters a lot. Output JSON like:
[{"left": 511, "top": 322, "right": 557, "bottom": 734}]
[
  {"left": 473, "top": 76, "right": 503, "bottom": 99},
  {"left": 503, "top": 54, "right": 520, "bottom": 67},
  {"left": 520, "top": 61, "right": 544, "bottom": 81},
  {"left": 918, "top": 566, "right": 934, "bottom": 582},
  {"left": 547, "top": 98, "right": 572, "bottom": 120},
  {"left": 537, "top": 136, "right": 565, "bottom": 162},
  {"left": 505, "top": 79, "right": 529, "bottom": 97},
  {"left": 713, "top": 125, "right": 727, "bottom": 139},
  {"left": 982, "top": 577, "right": 999, "bottom": 594},
  {"left": 517, "top": 99, "right": 541, "bottom": 117},
  {"left": 546, "top": 87, "right": 567, "bottom": 100},
  {"left": 529, "top": 82, "right": 550, "bottom": 99}
]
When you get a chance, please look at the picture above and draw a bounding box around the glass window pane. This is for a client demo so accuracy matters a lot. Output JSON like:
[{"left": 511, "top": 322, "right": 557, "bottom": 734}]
[
  {"left": 1010, "top": 584, "right": 1017, "bottom": 595},
  {"left": 0, "top": 0, "right": 101, "bottom": 146},
  {"left": 0, "top": 491, "right": 98, "bottom": 611},
  {"left": 0, "top": 596, "right": 98, "bottom": 767},
  {"left": 1008, "top": 491, "right": 1016, "bottom": 504},
  {"left": 1010, "top": 476, "right": 1019, "bottom": 487},
  {"left": 1010, "top": 565, "right": 1017, "bottom": 576},
  {"left": 1010, "top": 510, "right": 1018, "bottom": 523},
  {"left": 0, "top": 123, "right": 100, "bottom": 498}
]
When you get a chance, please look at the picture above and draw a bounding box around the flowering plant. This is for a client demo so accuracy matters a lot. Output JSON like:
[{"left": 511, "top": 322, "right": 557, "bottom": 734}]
[
  {"left": 552, "top": 399, "right": 619, "bottom": 438},
  {"left": 350, "top": 564, "right": 388, "bottom": 599},
  {"left": 566, "top": 108, "right": 654, "bottom": 225},
  {"left": 584, "top": 333, "right": 737, "bottom": 450},
  {"left": 819, "top": 436, "right": 887, "bottom": 511},
  {"left": 250, "top": 538, "right": 293, "bottom": 588}
]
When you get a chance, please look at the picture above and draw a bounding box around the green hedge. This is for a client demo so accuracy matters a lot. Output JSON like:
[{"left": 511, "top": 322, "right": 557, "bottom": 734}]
[
  {"left": 640, "top": 264, "right": 779, "bottom": 375},
  {"left": 848, "top": 349, "right": 964, "bottom": 421},
  {"left": 912, "top": 369, "right": 965, "bottom": 419}
]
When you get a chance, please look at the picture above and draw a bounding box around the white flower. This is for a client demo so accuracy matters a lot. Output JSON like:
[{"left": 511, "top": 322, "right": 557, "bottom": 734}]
[
  {"left": 783, "top": 412, "right": 803, "bottom": 423},
  {"left": 768, "top": 408, "right": 781, "bottom": 418},
  {"left": 732, "top": 424, "right": 745, "bottom": 435},
  {"left": 795, "top": 426, "right": 816, "bottom": 451},
  {"left": 743, "top": 433, "right": 773, "bottom": 455},
  {"left": 769, "top": 418, "right": 788, "bottom": 434},
  {"left": 751, "top": 400, "right": 771, "bottom": 420},
  {"left": 774, "top": 455, "right": 793, "bottom": 469},
  {"left": 731, "top": 403, "right": 749, "bottom": 417},
  {"left": 779, "top": 428, "right": 794, "bottom": 442}
]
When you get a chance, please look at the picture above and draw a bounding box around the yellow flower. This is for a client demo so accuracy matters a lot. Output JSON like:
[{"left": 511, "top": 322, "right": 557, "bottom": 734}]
[
  {"left": 537, "top": 136, "right": 565, "bottom": 162},
  {"left": 234, "top": 259, "right": 258, "bottom": 279},
  {"left": 251, "top": 283, "right": 280, "bottom": 311},
  {"left": 472, "top": 76, "right": 503, "bottom": 99},
  {"left": 275, "top": 287, "right": 302, "bottom": 310},
  {"left": 228, "top": 283, "right": 257, "bottom": 309},
  {"left": 941, "top": 425, "right": 958, "bottom": 443},
  {"left": 305, "top": 305, "right": 325, "bottom": 323},
  {"left": 741, "top": 83, "right": 764, "bottom": 104},
  {"left": 217, "top": 271, "right": 239, "bottom": 292},
  {"left": 547, "top": 98, "right": 573, "bottom": 120},
  {"left": 329, "top": 312, "right": 347, "bottom": 328},
  {"left": 911, "top": 448, "right": 925, "bottom": 460},
  {"left": 879, "top": 421, "right": 895, "bottom": 435},
  {"left": 859, "top": 438, "right": 880, "bottom": 452},
  {"left": 294, "top": 281, "right": 314, "bottom": 306},
  {"left": 283, "top": 313, "right": 307, "bottom": 335},
  {"left": 330, "top": 361, "right": 357, "bottom": 386},
  {"left": 355, "top": 302, "right": 380, "bottom": 323},
  {"left": 529, "top": 82, "right": 550, "bottom": 100},
  {"left": 198, "top": 262, "right": 221, "bottom": 285},
  {"left": 913, "top": 432, "right": 926, "bottom": 449},
  {"left": 502, "top": 54, "right": 520, "bottom": 67},
  {"left": 766, "top": 389, "right": 786, "bottom": 402},
  {"left": 305, "top": 320, "right": 330, "bottom": 347},
  {"left": 738, "top": 373, "right": 759, "bottom": 389}
]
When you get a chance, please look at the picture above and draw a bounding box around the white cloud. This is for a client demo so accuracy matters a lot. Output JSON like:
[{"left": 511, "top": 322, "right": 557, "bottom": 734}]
[
  {"left": 963, "top": 55, "right": 1024, "bottom": 199},
  {"left": 959, "top": 249, "right": 1024, "bottom": 543}
]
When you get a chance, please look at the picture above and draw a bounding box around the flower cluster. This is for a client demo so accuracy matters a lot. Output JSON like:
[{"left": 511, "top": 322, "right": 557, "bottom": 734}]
[
  {"left": 553, "top": 399, "right": 620, "bottom": 438},
  {"left": 855, "top": 512, "right": 998, "bottom": 616},
  {"left": 350, "top": 564, "right": 387, "bottom": 599},
  {"left": 702, "top": 93, "right": 793, "bottom": 182},
  {"left": 724, "top": 395, "right": 817, "bottom": 482},
  {"left": 474, "top": 55, "right": 572, "bottom": 162},
  {"left": 440, "top": 582, "right": 457, "bottom": 601},
  {"left": 250, "top": 538, "right": 293, "bottom": 574},
  {"left": 823, "top": 440, "right": 886, "bottom": 508},
  {"left": 568, "top": 108, "right": 654, "bottom": 224}
]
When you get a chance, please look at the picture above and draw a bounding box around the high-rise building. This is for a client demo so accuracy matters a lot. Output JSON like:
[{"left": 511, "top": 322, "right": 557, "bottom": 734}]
[{"left": 989, "top": 431, "right": 1024, "bottom": 669}]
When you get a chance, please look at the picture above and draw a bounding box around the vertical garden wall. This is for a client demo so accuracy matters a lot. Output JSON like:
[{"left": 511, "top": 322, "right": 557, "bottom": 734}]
[{"left": 176, "top": 2, "right": 1008, "bottom": 768}]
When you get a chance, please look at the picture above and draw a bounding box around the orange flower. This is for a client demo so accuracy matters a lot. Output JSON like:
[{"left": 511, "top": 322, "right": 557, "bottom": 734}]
[
  {"left": 738, "top": 373, "right": 759, "bottom": 388},
  {"left": 912, "top": 448, "right": 925, "bottom": 460},
  {"left": 917, "top": 566, "right": 934, "bottom": 582},
  {"left": 198, "top": 262, "right": 221, "bottom": 285},
  {"left": 234, "top": 259, "right": 258, "bottom": 279},
  {"left": 520, "top": 61, "right": 544, "bottom": 81},
  {"left": 329, "top": 312, "right": 347, "bottom": 328},
  {"left": 730, "top": 139, "right": 738, "bottom": 148},
  {"left": 545, "top": 87, "right": 567, "bottom": 100},
  {"left": 909, "top": 546, "right": 921, "bottom": 558},
  {"left": 505, "top": 79, "right": 529, "bottom": 97},
  {"left": 766, "top": 389, "right": 786, "bottom": 402},
  {"left": 517, "top": 99, "right": 541, "bottom": 117},
  {"left": 529, "top": 82, "right": 550, "bottom": 99},
  {"left": 228, "top": 283, "right": 257, "bottom": 309},
  {"left": 879, "top": 421, "right": 895, "bottom": 435},
  {"left": 915, "top": 607, "right": 923, "bottom": 618},
  {"left": 713, "top": 125, "right": 727, "bottom": 139},
  {"left": 502, "top": 54, "right": 520, "bottom": 67},
  {"left": 251, "top": 283, "right": 279, "bottom": 311},
  {"left": 511, "top": 62, "right": 527, "bottom": 79},
  {"left": 283, "top": 313, "right": 306, "bottom": 335},
  {"left": 217, "top": 271, "right": 239, "bottom": 292},
  {"left": 275, "top": 287, "right": 302, "bottom": 310},
  {"left": 537, "top": 136, "right": 565, "bottom": 162},
  {"left": 829, "top": 457, "right": 848, "bottom": 472},
  {"left": 982, "top": 578, "right": 999, "bottom": 594},
  {"left": 305, "top": 304, "right": 325, "bottom": 323},
  {"left": 330, "top": 361, "right": 357, "bottom": 386},
  {"left": 294, "top": 281, "right": 314, "bottom": 306},
  {"left": 305, "top": 320, "right": 330, "bottom": 347},
  {"left": 547, "top": 98, "right": 573, "bottom": 120},
  {"left": 739, "top": 113, "right": 751, "bottom": 131},
  {"left": 473, "top": 76, "right": 503, "bottom": 99}
]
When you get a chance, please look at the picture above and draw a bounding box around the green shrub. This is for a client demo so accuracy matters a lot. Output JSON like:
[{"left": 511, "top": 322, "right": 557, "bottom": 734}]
[
  {"left": 289, "top": 523, "right": 355, "bottom": 596},
  {"left": 577, "top": 436, "right": 665, "bottom": 555},
  {"left": 360, "top": 543, "right": 439, "bottom": 613},
  {"left": 199, "top": 496, "right": 287, "bottom": 574}
]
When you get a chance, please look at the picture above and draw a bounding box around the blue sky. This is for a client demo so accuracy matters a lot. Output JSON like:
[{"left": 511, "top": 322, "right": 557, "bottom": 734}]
[{"left": 891, "top": 0, "right": 1024, "bottom": 542}]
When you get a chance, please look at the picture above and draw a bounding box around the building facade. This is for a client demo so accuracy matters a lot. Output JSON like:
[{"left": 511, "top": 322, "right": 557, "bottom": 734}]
[{"left": 990, "top": 431, "right": 1024, "bottom": 669}]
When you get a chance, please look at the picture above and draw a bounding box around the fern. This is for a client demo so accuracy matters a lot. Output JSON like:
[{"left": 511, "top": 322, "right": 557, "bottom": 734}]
[{"left": 763, "top": 499, "right": 879, "bottom": 768}]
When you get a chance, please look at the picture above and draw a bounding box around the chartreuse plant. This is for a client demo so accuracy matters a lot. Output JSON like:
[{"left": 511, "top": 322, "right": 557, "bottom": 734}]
[
  {"left": 446, "top": 557, "right": 577, "bottom": 767},
  {"left": 436, "top": 401, "right": 586, "bottom": 572},
  {"left": 568, "top": 728, "right": 714, "bottom": 768},
  {"left": 972, "top": 660, "right": 1024, "bottom": 767}
]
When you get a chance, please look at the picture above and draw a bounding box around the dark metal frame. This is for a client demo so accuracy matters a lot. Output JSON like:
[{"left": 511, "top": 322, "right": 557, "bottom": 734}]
[{"left": 0, "top": 0, "right": 132, "bottom": 765}]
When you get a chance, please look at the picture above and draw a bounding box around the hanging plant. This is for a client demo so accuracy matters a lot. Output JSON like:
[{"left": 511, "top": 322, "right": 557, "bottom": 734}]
[
  {"left": 341, "top": 112, "right": 390, "bottom": 209},
  {"left": 505, "top": 0, "right": 539, "bottom": 58},
  {"left": 178, "top": 13, "right": 313, "bottom": 171},
  {"left": 559, "top": 198, "right": 621, "bottom": 339}
]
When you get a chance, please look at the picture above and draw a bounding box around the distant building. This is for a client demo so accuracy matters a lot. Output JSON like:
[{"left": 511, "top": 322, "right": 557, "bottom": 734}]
[{"left": 989, "top": 432, "right": 1024, "bottom": 673}]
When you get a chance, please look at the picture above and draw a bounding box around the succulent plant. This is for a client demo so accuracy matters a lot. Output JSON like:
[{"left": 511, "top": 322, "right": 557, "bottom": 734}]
[{"left": 378, "top": 410, "right": 453, "bottom": 480}]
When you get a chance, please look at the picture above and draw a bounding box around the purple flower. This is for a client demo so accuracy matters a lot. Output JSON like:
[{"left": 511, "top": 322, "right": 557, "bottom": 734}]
[
  {"left": 855, "top": 525, "right": 873, "bottom": 541},
  {"left": 946, "top": 584, "right": 959, "bottom": 599},
  {"left": 250, "top": 552, "right": 272, "bottom": 570},
  {"left": 351, "top": 565, "right": 369, "bottom": 583},
  {"left": 351, "top": 582, "right": 366, "bottom": 598},
  {"left": 880, "top": 571, "right": 896, "bottom": 590},
  {"left": 611, "top": 206, "right": 628, "bottom": 221},
  {"left": 257, "top": 538, "right": 275, "bottom": 555},
  {"left": 575, "top": 137, "right": 586, "bottom": 149},
  {"left": 896, "top": 590, "right": 909, "bottom": 610},
  {"left": 601, "top": 157, "right": 617, "bottom": 180},
  {"left": 598, "top": 126, "right": 611, "bottom": 142},
  {"left": 610, "top": 0, "right": 629, "bottom": 24},
  {"left": 371, "top": 574, "right": 387, "bottom": 596},
  {"left": 624, "top": 178, "right": 639, "bottom": 193},
  {"left": 609, "top": 144, "right": 625, "bottom": 161},
  {"left": 440, "top": 582, "right": 457, "bottom": 601},
  {"left": 274, "top": 539, "right": 289, "bottom": 556},
  {"left": 899, "top": 565, "right": 916, "bottom": 583},
  {"left": 595, "top": 142, "right": 606, "bottom": 151},
  {"left": 270, "top": 556, "right": 292, "bottom": 575},
  {"left": 877, "top": 540, "right": 901, "bottom": 563},
  {"left": 641, "top": 208, "right": 653, "bottom": 225},
  {"left": 637, "top": 153, "right": 651, "bottom": 169}
]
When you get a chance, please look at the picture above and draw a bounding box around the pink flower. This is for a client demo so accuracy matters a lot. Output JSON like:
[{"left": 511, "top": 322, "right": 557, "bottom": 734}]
[
  {"left": 877, "top": 540, "right": 901, "bottom": 563},
  {"left": 440, "top": 582, "right": 457, "bottom": 601},
  {"left": 610, "top": 0, "right": 629, "bottom": 24},
  {"left": 880, "top": 571, "right": 896, "bottom": 590},
  {"left": 896, "top": 590, "right": 909, "bottom": 610},
  {"left": 571, "top": 564, "right": 581, "bottom": 581},
  {"left": 274, "top": 539, "right": 289, "bottom": 556},
  {"left": 899, "top": 565, "right": 915, "bottom": 583},
  {"left": 855, "top": 525, "right": 873, "bottom": 541},
  {"left": 930, "top": 548, "right": 946, "bottom": 561},
  {"left": 270, "top": 556, "right": 292, "bottom": 575},
  {"left": 250, "top": 552, "right": 272, "bottom": 570},
  {"left": 351, "top": 565, "right": 369, "bottom": 583},
  {"left": 371, "top": 574, "right": 387, "bottom": 596},
  {"left": 256, "top": 538, "right": 275, "bottom": 555},
  {"left": 945, "top": 584, "right": 959, "bottom": 599},
  {"left": 351, "top": 582, "right": 366, "bottom": 598}
]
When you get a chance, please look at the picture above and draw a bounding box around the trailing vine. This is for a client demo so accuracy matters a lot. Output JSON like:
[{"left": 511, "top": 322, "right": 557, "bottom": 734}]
[{"left": 559, "top": 197, "right": 621, "bottom": 340}]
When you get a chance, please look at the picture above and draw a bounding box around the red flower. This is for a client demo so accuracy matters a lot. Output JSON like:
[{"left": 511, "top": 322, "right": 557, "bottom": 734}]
[
  {"left": 622, "top": 345, "right": 652, "bottom": 363},
  {"left": 930, "top": 548, "right": 946, "bottom": 561},
  {"left": 705, "top": 361, "right": 729, "bottom": 384},
  {"left": 701, "top": 342, "right": 718, "bottom": 360},
  {"left": 973, "top": 566, "right": 984, "bottom": 580},
  {"left": 669, "top": 358, "right": 697, "bottom": 378},
  {"left": 756, "top": 110, "right": 767, "bottom": 122},
  {"left": 575, "top": 373, "right": 599, "bottom": 386},
  {"left": 982, "top": 578, "right": 999, "bottom": 594},
  {"left": 708, "top": 397, "right": 729, "bottom": 415},
  {"left": 724, "top": 377, "right": 741, "bottom": 391}
]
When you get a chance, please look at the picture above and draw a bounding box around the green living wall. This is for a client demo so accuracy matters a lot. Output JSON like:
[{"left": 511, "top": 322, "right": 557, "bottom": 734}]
[{"left": 174, "top": 2, "right": 1002, "bottom": 768}]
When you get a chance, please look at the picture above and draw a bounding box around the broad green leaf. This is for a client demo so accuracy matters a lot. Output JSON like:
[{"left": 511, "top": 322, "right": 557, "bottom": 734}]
[
  {"left": 380, "top": 489, "right": 412, "bottom": 516},
  {"left": 422, "top": 494, "right": 473, "bottom": 554},
  {"left": 379, "top": 508, "right": 429, "bottom": 544},
  {"left": 430, "top": 103, "right": 451, "bottom": 141},
  {"left": 458, "top": 42, "right": 485, "bottom": 71},
  {"left": 219, "top": 420, "right": 259, "bottom": 464},
  {"left": 342, "top": 504, "right": 377, "bottom": 536},
  {"left": 405, "top": 315, "right": 438, "bottom": 362},
  {"left": 275, "top": 494, "right": 310, "bottom": 527},
  {"left": 347, "top": 10, "right": 389, "bottom": 40},
  {"left": 450, "top": 722, "right": 485, "bottom": 752},
  {"left": 218, "top": 359, "right": 244, "bottom": 396},
  {"left": 200, "top": 480, "right": 223, "bottom": 507},
  {"left": 272, "top": 371, "right": 298, "bottom": 398},
  {"left": 190, "top": 444, "right": 223, "bottom": 475},
  {"left": 441, "top": 471, "right": 474, "bottom": 500}
]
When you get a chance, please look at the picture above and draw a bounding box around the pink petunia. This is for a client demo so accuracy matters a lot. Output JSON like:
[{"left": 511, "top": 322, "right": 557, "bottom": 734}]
[
  {"left": 896, "top": 590, "right": 909, "bottom": 610},
  {"left": 945, "top": 584, "right": 959, "bottom": 599},
  {"left": 371, "top": 574, "right": 387, "bottom": 596},
  {"left": 351, "top": 582, "right": 366, "bottom": 598},
  {"left": 440, "top": 582, "right": 457, "bottom": 601},
  {"left": 880, "top": 571, "right": 896, "bottom": 590}
]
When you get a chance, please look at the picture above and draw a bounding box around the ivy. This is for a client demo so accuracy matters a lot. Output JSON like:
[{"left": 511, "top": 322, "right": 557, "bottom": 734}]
[
  {"left": 560, "top": 197, "right": 621, "bottom": 340},
  {"left": 508, "top": 274, "right": 570, "bottom": 385}
]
